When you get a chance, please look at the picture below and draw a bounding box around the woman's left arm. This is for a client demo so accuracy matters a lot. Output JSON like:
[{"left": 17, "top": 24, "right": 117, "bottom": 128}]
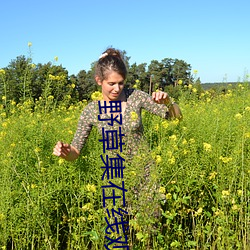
[{"left": 152, "top": 91, "right": 183, "bottom": 120}]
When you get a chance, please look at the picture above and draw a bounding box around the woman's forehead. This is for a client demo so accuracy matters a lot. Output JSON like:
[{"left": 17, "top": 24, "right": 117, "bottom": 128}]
[{"left": 105, "top": 71, "right": 124, "bottom": 81}]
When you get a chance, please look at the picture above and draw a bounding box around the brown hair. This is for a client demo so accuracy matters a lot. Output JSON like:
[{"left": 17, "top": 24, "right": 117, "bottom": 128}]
[{"left": 95, "top": 48, "right": 127, "bottom": 81}]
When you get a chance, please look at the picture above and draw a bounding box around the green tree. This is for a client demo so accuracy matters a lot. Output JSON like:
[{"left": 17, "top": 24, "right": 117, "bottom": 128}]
[
  {"left": 32, "top": 62, "right": 69, "bottom": 103},
  {"left": 76, "top": 68, "right": 98, "bottom": 101},
  {"left": 127, "top": 63, "right": 148, "bottom": 90},
  {"left": 4, "top": 55, "right": 33, "bottom": 102},
  {"left": 171, "top": 59, "right": 192, "bottom": 86}
]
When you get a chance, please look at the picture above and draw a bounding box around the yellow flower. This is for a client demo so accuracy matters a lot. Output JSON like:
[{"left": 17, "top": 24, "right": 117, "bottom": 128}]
[
  {"left": 232, "top": 204, "right": 239, "bottom": 211},
  {"left": 222, "top": 190, "right": 230, "bottom": 197},
  {"left": 237, "top": 189, "right": 243, "bottom": 196},
  {"left": 171, "top": 119, "right": 179, "bottom": 126},
  {"left": 159, "top": 186, "right": 166, "bottom": 194},
  {"left": 2, "top": 96, "right": 6, "bottom": 100},
  {"left": 165, "top": 193, "right": 172, "bottom": 199},
  {"left": 133, "top": 84, "right": 138, "bottom": 89},
  {"left": 7, "top": 152, "right": 12, "bottom": 157},
  {"left": 182, "top": 139, "right": 187, "bottom": 145},
  {"left": 48, "top": 95, "right": 54, "bottom": 100},
  {"left": 0, "top": 69, "right": 6, "bottom": 75},
  {"left": 10, "top": 100, "right": 16, "bottom": 106},
  {"left": 28, "top": 42, "right": 32, "bottom": 47},
  {"left": 214, "top": 209, "right": 223, "bottom": 216},
  {"left": 130, "top": 171, "right": 136, "bottom": 176},
  {"left": 0, "top": 213, "right": 5, "bottom": 221},
  {"left": 130, "top": 111, "right": 138, "bottom": 121},
  {"left": 219, "top": 156, "right": 232, "bottom": 164},
  {"left": 58, "top": 158, "right": 65, "bottom": 165},
  {"left": 135, "top": 79, "right": 140, "bottom": 83},
  {"left": 86, "top": 184, "right": 96, "bottom": 193},
  {"left": 77, "top": 216, "right": 86, "bottom": 223},
  {"left": 193, "top": 69, "right": 198, "bottom": 74},
  {"left": 154, "top": 123, "right": 159, "bottom": 131},
  {"left": 71, "top": 83, "right": 76, "bottom": 89},
  {"left": 2, "top": 122, "right": 7, "bottom": 128},
  {"left": 192, "top": 88, "right": 197, "bottom": 93},
  {"left": 245, "top": 106, "right": 250, "bottom": 112},
  {"left": 195, "top": 207, "right": 203, "bottom": 216},
  {"left": 234, "top": 113, "right": 242, "bottom": 120},
  {"left": 245, "top": 132, "right": 250, "bottom": 138},
  {"left": 54, "top": 56, "right": 58, "bottom": 62},
  {"left": 162, "top": 120, "right": 168, "bottom": 128},
  {"left": 168, "top": 156, "right": 175, "bottom": 165},
  {"left": 208, "top": 171, "right": 217, "bottom": 180},
  {"left": 81, "top": 203, "right": 93, "bottom": 212},
  {"left": 87, "top": 215, "right": 94, "bottom": 221},
  {"left": 203, "top": 142, "right": 212, "bottom": 152},
  {"left": 91, "top": 91, "right": 103, "bottom": 101},
  {"left": 34, "top": 147, "right": 41, "bottom": 153},
  {"left": 48, "top": 74, "right": 55, "bottom": 80},
  {"left": 169, "top": 134, "right": 177, "bottom": 141},
  {"left": 31, "top": 184, "right": 37, "bottom": 189},
  {"left": 188, "top": 84, "right": 193, "bottom": 89},
  {"left": 189, "top": 138, "right": 195, "bottom": 144},
  {"left": 155, "top": 155, "right": 162, "bottom": 164},
  {"left": 178, "top": 79, "right": 183, "bottom": 85}
]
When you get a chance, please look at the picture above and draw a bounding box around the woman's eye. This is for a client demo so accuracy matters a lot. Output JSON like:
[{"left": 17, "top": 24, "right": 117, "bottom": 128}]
[{"left": 108, "top": 82, "right": 123, "bottom": 86}]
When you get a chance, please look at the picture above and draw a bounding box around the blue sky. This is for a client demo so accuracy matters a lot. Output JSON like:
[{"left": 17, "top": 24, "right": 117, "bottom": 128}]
[{"left": 1, "top": 0, "right": 250, "bottom": 83}]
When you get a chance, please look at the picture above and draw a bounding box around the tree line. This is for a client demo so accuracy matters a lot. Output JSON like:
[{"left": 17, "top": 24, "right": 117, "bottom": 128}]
[{"left": 0, "top": 51, "right": 200, "bottom": 106}]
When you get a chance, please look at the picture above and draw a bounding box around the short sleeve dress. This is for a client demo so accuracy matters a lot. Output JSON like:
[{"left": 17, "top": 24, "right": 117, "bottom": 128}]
[{"left": 71, "top": 88, "right": 170, "bottom": 221}]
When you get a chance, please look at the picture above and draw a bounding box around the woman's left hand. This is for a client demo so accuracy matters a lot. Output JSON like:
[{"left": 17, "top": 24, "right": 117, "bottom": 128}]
[{"left": 152, "top": 91, "right": 171, "bottom": 104}]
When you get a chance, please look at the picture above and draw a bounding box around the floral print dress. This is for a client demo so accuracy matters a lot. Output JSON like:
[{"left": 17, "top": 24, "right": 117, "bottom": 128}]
[{"left": 71, "top": 88, "right": 170, "bottom": 226}]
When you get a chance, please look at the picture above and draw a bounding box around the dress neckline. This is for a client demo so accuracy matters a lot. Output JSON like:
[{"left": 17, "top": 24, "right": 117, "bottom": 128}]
[{"left": 99, "top": 88, "right": 131, "bottom": 119}]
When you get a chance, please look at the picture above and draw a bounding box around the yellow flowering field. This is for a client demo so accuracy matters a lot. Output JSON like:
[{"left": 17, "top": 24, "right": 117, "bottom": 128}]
[{"left": 0, "top": 83, "right": 249, "bottom": 249}]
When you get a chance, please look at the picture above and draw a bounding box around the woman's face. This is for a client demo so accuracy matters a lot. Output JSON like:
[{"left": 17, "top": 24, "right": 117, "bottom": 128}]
[{"left": 96, "top": 71, "right": 125, "bottom": 102}]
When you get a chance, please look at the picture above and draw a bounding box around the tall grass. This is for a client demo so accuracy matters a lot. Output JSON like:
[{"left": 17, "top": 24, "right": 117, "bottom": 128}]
[{"left": 0, "top": 83, "right": 249, "bottom": 249}]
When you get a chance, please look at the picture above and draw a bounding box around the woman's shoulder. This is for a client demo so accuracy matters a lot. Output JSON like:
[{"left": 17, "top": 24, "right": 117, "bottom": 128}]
[
  {"left": 125, "top": 88, "right": 150, "bottom": 100},
  {"left": 79, "top": 100, "right": 98, "bottom": 117}
]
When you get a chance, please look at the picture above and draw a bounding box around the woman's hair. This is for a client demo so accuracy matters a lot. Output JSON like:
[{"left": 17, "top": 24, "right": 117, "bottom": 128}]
[{"left": 95, "top": 48, "right": 127, "bottom": 81}]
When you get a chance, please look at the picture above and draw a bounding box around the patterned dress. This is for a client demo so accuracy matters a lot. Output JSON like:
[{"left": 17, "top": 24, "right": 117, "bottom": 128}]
[{"left": 71, "top": 88, "right": 170, "bottom": 228}]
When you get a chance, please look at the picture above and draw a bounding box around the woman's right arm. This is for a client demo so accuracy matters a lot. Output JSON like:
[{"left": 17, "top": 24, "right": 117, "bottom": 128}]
[{"left": 53, "top": 102, "right": 95, "bottom": 161}]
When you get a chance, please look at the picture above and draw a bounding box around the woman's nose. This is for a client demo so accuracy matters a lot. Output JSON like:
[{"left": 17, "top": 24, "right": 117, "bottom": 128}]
[{"left": 114, "top": 84, "right": 120, "bottom": 92}]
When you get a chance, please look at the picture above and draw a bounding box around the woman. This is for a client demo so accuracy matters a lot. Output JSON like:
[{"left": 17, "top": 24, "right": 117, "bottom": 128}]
[{"left": 53, "top": 48, "right": 182, "bottom": 246}]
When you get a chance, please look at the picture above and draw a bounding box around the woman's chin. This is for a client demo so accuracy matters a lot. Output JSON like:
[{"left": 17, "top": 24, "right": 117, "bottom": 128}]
[{"left": 110, "top": 93, "right": 120, "bottom": 99}]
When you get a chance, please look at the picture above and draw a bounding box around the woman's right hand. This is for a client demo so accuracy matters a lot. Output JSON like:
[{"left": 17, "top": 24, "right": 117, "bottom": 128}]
[
  {"left": 53, "top": 141, "right": 71, "bottom": 158},
  {"left": 53, "top": 141, "right": 80, "bottom": 161}
]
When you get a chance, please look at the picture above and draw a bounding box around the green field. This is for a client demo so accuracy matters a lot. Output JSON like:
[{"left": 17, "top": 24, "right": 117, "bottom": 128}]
[{"left": 0, "top": 83, "right": 249, "bottom": 249}]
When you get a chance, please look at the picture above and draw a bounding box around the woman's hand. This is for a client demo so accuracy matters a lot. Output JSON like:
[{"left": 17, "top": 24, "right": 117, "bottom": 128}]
[
  {"left": 152, "top": 91, "right": 183, "bottom": 120},
  {"left": 152, "top": 91, "right": 171, "bottom": 105},
  {"left": 53, "top": 141, "right": 80, "bottom": 161},
  {"left": 53, "top": 141, "right": 71, "bottom": 158}
]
